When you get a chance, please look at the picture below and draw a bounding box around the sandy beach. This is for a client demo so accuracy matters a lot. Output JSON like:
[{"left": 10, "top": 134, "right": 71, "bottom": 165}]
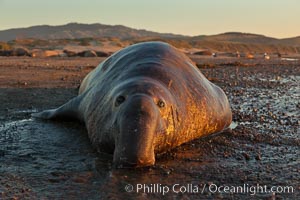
[{"left": 0, "top": 56, "right": 299, "bottom": 199}]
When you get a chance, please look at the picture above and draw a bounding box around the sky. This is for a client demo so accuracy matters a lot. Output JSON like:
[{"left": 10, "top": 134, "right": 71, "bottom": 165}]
[{"left": 0, "top": 0, "right": 299, "bottom": 38}]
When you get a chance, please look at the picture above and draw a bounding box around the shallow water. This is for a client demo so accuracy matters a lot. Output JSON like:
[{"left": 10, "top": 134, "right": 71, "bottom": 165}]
[{"left": 0, "top": 118, "right": 110, "bottom": 199}]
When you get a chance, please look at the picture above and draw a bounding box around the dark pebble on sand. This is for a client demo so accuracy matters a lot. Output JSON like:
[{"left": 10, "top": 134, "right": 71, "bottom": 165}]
[
  {"left": 164, "top": 170, "right": 171, "bottom": 175},
  {"left": 255, "top": 154, "right": 262, "bottom": 160},
  {"left": 48, "top": 178, "right": 61, "bottom": 183},
  {"left": 0, "top": 150, "right": 5, "bottom": 157},
  {"left": 242, "top": 152, "right": 250, "bottom": 160}
]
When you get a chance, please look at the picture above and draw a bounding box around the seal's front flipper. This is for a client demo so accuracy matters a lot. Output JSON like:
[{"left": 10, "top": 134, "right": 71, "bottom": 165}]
[
  {"left": 32, "top": 108, "right": 58, "bottom": 119},
  {"left": 32, "top": 95, "right": 83, "bottom": 122}
]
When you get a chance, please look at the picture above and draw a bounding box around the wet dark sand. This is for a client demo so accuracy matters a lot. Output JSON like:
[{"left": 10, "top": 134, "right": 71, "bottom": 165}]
[{"left": 0, "top": 57, "right": 299, "bottom": 199}]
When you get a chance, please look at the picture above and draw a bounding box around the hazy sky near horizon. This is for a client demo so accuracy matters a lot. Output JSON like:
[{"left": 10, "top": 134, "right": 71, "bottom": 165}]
[{"left": 0, "top": 0, "right": 299, "bottom": 38}]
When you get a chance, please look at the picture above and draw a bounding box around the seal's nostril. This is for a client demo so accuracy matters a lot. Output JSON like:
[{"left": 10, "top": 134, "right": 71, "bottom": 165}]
[{"left": 115, "top": 95, "right": 126, "bottom": 106}]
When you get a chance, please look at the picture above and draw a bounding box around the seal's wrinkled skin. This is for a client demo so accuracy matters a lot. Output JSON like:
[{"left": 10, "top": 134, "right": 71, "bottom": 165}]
[{"left": 33, "top": 42, "right": 232, "bottom": 168}]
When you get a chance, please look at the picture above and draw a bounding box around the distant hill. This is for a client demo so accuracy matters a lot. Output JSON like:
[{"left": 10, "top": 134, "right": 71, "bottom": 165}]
[
  {"left": 193, "top": 32, "right": 278, "bottom": 44},
  {"left": 192, "top": 32, "right": 300, "bottom": 46},
  {"left": 280, "top": 36, "right": 300, "bottom": 46},
  {"left": 0, "top": 23, "right": 299, "bottom": 54},
  {"left": 0, "top": 23, "right": 184, "bottom": 41}
]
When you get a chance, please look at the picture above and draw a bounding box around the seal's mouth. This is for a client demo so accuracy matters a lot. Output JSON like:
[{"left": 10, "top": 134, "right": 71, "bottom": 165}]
[{"left": 114, "top": 156, "right": 155, "bottom": 168}]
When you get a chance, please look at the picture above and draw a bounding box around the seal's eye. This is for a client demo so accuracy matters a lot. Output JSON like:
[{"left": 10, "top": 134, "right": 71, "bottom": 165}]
[
  {"left": 115, "top": 95, "right": 126, "bottom": 106},
  {"left": 157, "top": 100, "right": 165, "bottom": 108}
]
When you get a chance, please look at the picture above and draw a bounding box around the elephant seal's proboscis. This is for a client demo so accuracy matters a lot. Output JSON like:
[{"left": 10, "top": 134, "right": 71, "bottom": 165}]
[{"left": 32, "top": 42, "right": 232, "bottom": 168}]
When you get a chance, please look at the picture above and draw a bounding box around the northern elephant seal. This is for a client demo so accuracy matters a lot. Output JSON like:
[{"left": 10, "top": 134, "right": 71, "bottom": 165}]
[{"left": 33, "top": 41, "right": 232, "bottom": 167}]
